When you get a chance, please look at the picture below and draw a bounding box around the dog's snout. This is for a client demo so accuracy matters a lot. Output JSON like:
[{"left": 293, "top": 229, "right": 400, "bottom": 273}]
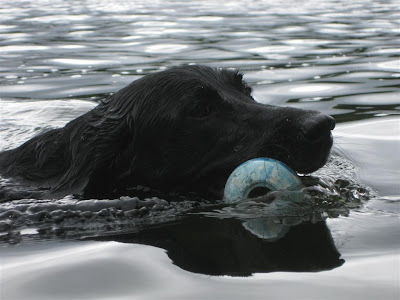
[{"left": 301, "top": 114, "right": 335, "bottom": 142}]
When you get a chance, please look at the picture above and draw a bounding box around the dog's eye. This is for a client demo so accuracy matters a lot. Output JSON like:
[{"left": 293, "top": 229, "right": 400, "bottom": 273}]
[
  {"left": 190, "top": 103, "right": 213, "bottom": 119},
  {"left": 190, "top": 86, "right": 220, "bottom": 118}
]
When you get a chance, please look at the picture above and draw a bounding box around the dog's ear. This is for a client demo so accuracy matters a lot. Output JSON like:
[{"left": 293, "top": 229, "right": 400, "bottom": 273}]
[{"left": 50, "top": 93, "right": 140, "bottom": 198}]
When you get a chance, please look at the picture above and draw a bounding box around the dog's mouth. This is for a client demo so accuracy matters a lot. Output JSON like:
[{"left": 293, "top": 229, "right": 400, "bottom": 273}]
[
  {"left": 195, "top": 131, "right": 334, "bottom": 199},
  {"left": 274, "top": 138, "right": 333, "bottom": 177},
  {"left": 274, "top": 113, "right": 335, "bottom": 175}
]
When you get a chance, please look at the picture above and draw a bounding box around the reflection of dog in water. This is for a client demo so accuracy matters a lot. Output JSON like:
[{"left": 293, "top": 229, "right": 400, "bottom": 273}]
[
  {"left": 95, "top": 214, "right": 344, "bottom": 276},
  {"left": 0, "top": 65, "right": 335, "bottom": 201},
  {"left": 93, "top": 195, "right": 344, "bottom": 277}
]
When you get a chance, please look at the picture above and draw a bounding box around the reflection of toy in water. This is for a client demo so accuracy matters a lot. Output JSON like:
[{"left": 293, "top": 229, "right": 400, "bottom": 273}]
[{"left": 223, "top": 158, "right": 304, "bottom": 241}]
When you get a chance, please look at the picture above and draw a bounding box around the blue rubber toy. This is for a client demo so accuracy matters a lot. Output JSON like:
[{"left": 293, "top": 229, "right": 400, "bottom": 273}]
[{"left": 223, "top": 158, "right": 302, "bottom": 203}]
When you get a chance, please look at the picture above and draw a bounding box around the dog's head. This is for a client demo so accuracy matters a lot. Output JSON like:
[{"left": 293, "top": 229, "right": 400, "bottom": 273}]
[{"left": 98, "top": 65, "right": 335, "bottom": 198}]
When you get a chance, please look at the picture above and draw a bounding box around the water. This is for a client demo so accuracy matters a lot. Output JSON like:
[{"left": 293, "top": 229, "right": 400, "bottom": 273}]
[{"left": 0, "top": 0, "right": 399, "bottom": 299}]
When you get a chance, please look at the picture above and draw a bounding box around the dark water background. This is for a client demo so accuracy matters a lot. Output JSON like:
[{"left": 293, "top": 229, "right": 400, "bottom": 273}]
[{"left": 0, "top": 0, "right": 399, "bottom": 299}]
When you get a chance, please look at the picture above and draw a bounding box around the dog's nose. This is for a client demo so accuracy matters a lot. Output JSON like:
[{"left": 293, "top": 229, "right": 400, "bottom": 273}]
[{"left": 301, "top": 114, "right": 335, "bottom": 142}]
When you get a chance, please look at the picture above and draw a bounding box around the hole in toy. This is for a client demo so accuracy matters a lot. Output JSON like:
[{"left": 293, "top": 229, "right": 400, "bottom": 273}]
[{"left": 248, "top": 186, "right": 271, "bottom": 198}]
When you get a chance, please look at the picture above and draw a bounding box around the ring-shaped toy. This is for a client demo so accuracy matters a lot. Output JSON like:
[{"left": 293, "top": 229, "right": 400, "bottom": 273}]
[{"left": 223, "top": 158, "right": 302, "bottom": 203}]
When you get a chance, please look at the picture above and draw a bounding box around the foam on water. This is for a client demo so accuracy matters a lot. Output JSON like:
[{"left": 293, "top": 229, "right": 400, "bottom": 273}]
[{"left": 0, "top": 194, "right": 212, "bottom": 243}]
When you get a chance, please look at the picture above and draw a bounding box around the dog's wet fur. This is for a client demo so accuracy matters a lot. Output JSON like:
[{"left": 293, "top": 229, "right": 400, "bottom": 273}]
[{"left": 0, "top": 65, "right": 335, "bottom": 201}]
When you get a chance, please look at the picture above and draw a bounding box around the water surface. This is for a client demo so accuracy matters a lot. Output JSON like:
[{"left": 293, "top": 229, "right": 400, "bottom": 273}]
[{"left": 0, "top": 0, "right": 399, "bottom": 299}]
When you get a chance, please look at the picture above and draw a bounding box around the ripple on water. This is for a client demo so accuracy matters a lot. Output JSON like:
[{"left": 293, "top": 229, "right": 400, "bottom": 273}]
[
  {"left": 284, "top": 39, "right": 334, "bottom": 46},
  {"left": 180, "top": 16, "right": 225, "bottom": 22},
  {"left": 335, "top": 92, "right": 400, "bottom": 106},
  {"left": 0, "top": 25, "right": 16, "bottom": 31},
  {"left": 376, "top": 59, "right": 400, "bottom": 72},
  {"left": 0, "top": 74, "right": 129, "bottom": 99},
  {"left": 289, "top": 83, "right": 343, "bottom": 94},
  {"left": 50, "top": 58, "right": 119, "bottom": 67},
  {"left": 68, "top": 31, "right": 94, "bottom": 37},
  {"left": 0, "top": 45, "right": 49, "bottom": 52},
  {"left": 145, "top": 44, "right": 189, "bottom": 54},
  {"left": 246, "top": 45, "right": 301, "bottom": 57},
  {"left": 254, "top": 81, "right": 350, "bottom": 106},
  {"left": 0, "top": 99, "right": 96, "bottom": 149},
  {"left": 333, "top": 117, "right": 400, "bottom": 195},
  {"left": 23, "top": 15, "right": 91, "bottom": 23},
  {"left": 56, "top": 45, "right": 87, "bottom": 49}
]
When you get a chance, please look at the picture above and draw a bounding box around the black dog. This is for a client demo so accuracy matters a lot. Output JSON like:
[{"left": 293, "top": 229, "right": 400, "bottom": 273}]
[{"left": 0, "top": 65, "right": 335, "bottom": 201}]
